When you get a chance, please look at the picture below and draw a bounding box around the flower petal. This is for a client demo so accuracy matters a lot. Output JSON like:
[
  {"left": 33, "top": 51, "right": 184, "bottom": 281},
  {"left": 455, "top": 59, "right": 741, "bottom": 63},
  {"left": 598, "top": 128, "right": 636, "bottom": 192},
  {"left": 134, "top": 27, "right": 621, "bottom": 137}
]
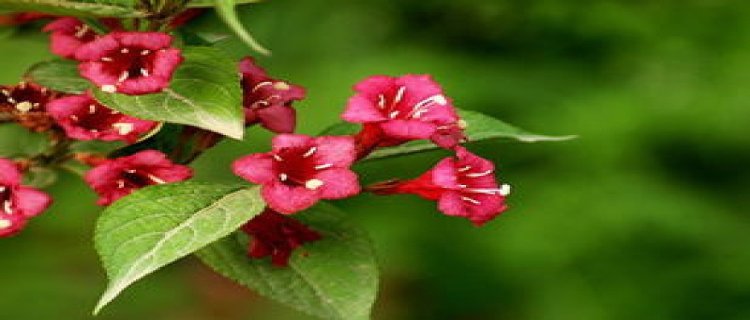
[
  {"left": 232, "top": 153, "right": 277, "bottom": 184},
  {"left": 13, "top": 186, "right": 53, "bottom": 218},
  {"left": 261, "top": 182, "right": 318, "bottom": 214},
  {"left": 380, "top": 119, "right": 437, "bottom": 140},
  {"left": 315, "top": 169, "right": 360, "bottom": 199},
  {"left": 257, "top": 104, "right": 296, "bottom": 133},
  {"left": 314, "top": 136, "right": 357, "bottom": 167},
  {"left": 0, "top": 158, "right": 21, "bottom": 185},
  {"left": 271, "top": 134, "right": 314, "bottom": 152}
]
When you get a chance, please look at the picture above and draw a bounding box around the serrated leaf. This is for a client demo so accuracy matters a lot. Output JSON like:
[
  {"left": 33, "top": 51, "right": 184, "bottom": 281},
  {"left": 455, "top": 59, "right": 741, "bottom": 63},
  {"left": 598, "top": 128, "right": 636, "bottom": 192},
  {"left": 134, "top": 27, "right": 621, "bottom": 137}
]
[
  {"left": 25, "top": 59, "right": 90, "bottom": 94},
  {"left": 93, "top": 182, "right": 264, "bottom": 314},
  {"left": 214, "top": 0, "right": 270, "bottom": 56},
  {"left": 0, "top": 0, "right": 146, "bottom": 18},
  {"left": 187, "top": 0, "right": 261, "bottom": 8},
  {"left": 93, "top": 46, "right": 245, "bottom": 140},
  {"left": 321, "top": 109, "right": 576, "bottom": 161},
  {"left": 196, "top": 203, "right": 378, "bottom": 320}
]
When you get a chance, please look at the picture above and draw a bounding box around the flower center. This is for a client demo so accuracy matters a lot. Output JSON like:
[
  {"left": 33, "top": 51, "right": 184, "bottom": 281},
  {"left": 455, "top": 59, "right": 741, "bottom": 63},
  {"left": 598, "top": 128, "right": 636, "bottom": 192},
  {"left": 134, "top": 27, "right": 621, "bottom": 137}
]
[
  {"left": 0, "top": 83, "right": 50, "bottom": 113},
  {"left": 376, "top": 86, "right": 448, "bottom": 120},
  {"left": 245, "top": 80, "right": 291, "bottom": 109},
  {"left": 69, "top": 103, "right": 123, "bottom": 133},
  {"left": 454, "top": 165, "right": 510, "bottom": 206},
  {"left": 100, "top": 48, "right": 157, "bottom": 86},
  {"left": 0, "top": 186, "right": 14, "bottom": 215},
  {"left": 115, "top": 169, "right": 166, "bottom": 190},
  {"left": 273, "top": 146, "right": 331, "bottom": 190}
]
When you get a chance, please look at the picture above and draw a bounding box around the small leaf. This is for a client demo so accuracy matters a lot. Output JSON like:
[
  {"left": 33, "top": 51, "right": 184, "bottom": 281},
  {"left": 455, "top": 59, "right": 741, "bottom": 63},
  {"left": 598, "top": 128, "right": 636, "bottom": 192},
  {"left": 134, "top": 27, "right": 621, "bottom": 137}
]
[
  {"left": 214, "top": 0, "right": 271, "bottom": 56},
  {"left": 93, "top": 182, "right": 264, "bottom": 314},
  {"left": 197, "top": 203, "right": 378, "bottom": 320},
  {"left": 25, "top": 59, "right": 90, "bottom": 94},
  {"left": 320, "top": 109, "right": 577, "bottom": 160},
  {"left": 0, "top": 0, "right": 146, "bottom": 18},
  {"left": 93, "top": 46, "right": 245, "bottom": 139}
]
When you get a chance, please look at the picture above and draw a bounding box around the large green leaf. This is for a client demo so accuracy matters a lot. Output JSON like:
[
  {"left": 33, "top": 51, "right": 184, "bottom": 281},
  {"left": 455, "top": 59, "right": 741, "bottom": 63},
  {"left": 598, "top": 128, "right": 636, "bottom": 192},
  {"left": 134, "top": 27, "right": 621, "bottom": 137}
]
[
  {"left": 321, "top": 109, "right": 576, "bottom": 160},
  {"left": 214, "top": 0, "right": 270, "bottom": 55},
  {"left": 197, "top": 203, "right": 378, "bottom": 320},
  {"left": 0, "top": 0, "right": 147, "bottom": 18},
  {"left": 93, "top": 182, "right": 264, "bottom": 314},
  {"left": 25, "top": 59, "right": 90, "bottom": 94},
  {"left": 93, "top": 46, "right": 245, "bottom": 140}
]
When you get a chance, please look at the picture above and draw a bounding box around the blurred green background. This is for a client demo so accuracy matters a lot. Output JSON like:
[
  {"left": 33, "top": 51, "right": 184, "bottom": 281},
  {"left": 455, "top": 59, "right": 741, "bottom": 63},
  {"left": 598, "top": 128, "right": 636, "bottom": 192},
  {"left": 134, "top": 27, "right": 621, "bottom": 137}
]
[{"left": 2, "top": 0, "right": 750, "bottom": 319}]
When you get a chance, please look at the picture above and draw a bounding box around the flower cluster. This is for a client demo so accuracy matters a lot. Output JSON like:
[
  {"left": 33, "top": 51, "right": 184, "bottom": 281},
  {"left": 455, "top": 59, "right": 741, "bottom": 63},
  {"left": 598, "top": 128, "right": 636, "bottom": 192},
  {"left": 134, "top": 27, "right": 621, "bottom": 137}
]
[{"left": 1, "top": 12, "right": 511, "bottom": 270}]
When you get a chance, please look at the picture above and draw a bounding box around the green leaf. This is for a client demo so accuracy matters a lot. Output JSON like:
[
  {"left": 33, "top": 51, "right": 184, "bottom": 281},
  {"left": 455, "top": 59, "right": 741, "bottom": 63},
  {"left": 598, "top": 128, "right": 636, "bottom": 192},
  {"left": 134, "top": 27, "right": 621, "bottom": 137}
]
[
  {"left": 93, "top": 182, "right": 264, "bottom": 314},
  {"left": 187, "top": 0, "right": 261, "bottom": 8},
  {"left": 25, "top": 59, "right": 90, "bottom": 94},
  {"left": 196, "top": 203, "right": 378, "bottom": 320},
  {"left": 0, "top": 0, "right": 146, "bottom": 18},
  {"left": 214, "top": 0, "right": 271, "bottom": 56},
  {"left": 321, "top": 109, "right": 577, "bottom": 160},
  {"left": 93, "top": 46, "right": 245, "bottom": 140}
]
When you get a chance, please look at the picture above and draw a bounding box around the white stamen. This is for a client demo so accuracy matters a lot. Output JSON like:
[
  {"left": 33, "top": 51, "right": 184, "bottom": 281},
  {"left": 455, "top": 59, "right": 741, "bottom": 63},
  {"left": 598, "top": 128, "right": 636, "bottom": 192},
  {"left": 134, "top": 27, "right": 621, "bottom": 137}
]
[
  {"left": 0, "top": 219, "right": 11, "bottom": 229},
  {"left": 389, "top": 110, "right": 400, "bottom": 119},
  {"left": 252, "top": 81, "right": 273, "bottom": 93},
  {"left": 465, "top": 188, "right": 504, "bottom": 195},
  {"left": 393, "top": 86, "right": 406, "bottom": 104},
  {"left": 148, "top": 174, "right": 166, "bottom": 184},
  {"left": 140, "top": 68, "right": 150, "bottom": 77},
  {"left": 273, "top": 154, "right": 284, "bottom": 162},
  {"left": 377, "top": 94, "right": 386, "bottom": 109},
  {"left": 458, "top": 184, "right": 468, "bottom": 189},
  {"left": 101, "top": 57, "right": 113, "bottom": 62},
  {"left": 314, "top": 163, "right": 333, "bottom": 170},
  {"left": 1, "top": 89, "right": 10, "bottom": 96},
  {"left": 74, "top": 25, "right": 89, "bottom": 38},
  {"left": 279, "top": 173, "right": 288, "bottom": 181},
  {"left": 458, "top": 165, "right": 472, "bottom": 172},
  {"left": 305, "top": 179, "right": 324, "bottom": 190},
  {"left": 499, "top": 184, "right": 511, "bottom": 196},
  {"left": 118, "top": 71, "right": 129, "bottom": 83},
  {"left": 302, "top": 147, "right": 317, "bottom": 158},
  {"left": 457, "top": 119, "right": 468, "bottom": 129},
  {"left": 409, "top": 94, "right": 447, "bottom": 118},
  {"left": 7, "top": 97, "right": 15, "bottom": 104},
  {"left": 0, "top": 186, "right": 5, "bottom": 192},
  {"left": 141, "top": 50, "right": 150, "bottom": 56},
  {"left": 273, "top": 82, "right": 290, "bottom": 90},
  {"left": 126, "top": 169, "right": 136, "bottom": 173},
  {"left": 121, "top": 48, "right": 129, "bottom": 54},
  {"left": 102, "top": 85, "right": 117, "bottom": 93},
  {"left": 112, "top": 122, "right": 134, "bottom": 135},
  {"left": 465, "top": 169, "right": 493, "bottom": 178},
  {"left": 15, "top": 101, "right": 33, "bottom": 112},
  {"left": 461, "top": 196, "right": 481, "bottom": 205},
  {"left": 70, "top": 115, "right": 79, "bottom": 121},
  {"left": 3, "top": 200, "right": 13, "bottom": 214},
  {"left": 89, "top": 104, "right": 97, "bottom": 114},
  {"left": 116, "top": 180, "right": 126, "bottom": 189}
]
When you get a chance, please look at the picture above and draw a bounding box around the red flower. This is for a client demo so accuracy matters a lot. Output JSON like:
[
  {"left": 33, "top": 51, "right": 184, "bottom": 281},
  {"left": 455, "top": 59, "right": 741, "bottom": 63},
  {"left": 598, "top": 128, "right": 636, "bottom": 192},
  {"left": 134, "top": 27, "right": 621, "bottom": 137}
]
[
  {"left": 43, "top": 18, "right": 98, "bottom": 59},
  {"left": 239, "top": 57, "right": 305, "bottom": 133},
  {"left": 84, "top": 150, "right": 193, "bottom": 206},
  {"left": 370, "top": 147, "right": 509, "bottom": 226},
  {"left": 47, "top": 92, "right": 157, "bottom": 143},
  {"left": 0, "top": 82, "right": 58, "bottom": 132},
  {"left": 342, "top": 74, "right": 465, "bottom": 149},
  {"left": 233, "top": 134, "right": 360, "bottom": 214},
  {"left": 0, "top": 158, "right": 53, "bottom": 238},
  {"left": 241, "top": 208, "right": 321, "bottom": 267},
  {"left": 75, "top": 32, "right": 183, "bottom": 95}
]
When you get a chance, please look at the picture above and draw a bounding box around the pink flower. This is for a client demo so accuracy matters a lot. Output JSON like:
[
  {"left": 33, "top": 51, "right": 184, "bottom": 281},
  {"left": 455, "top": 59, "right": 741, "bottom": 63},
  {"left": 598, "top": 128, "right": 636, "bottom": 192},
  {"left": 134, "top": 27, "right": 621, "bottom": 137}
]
[
  {"left": 47, "top": 92, "right": 156, "bottom": 143},
  {"left": 239, "top": 57, "right": 305, "bottom": 133},
  {"left": 75, "top": 32, "right": 183, "bottom": 95},
  {"left": 43, "top": 18, "right": 98, "bottom": 59},
  {"left": 342, "top": 74, "right": 465, "bottom": 149},
  {"left": 241, "top": 208, "right": 321, "bottom": 267},
  {"left": 0, "top": 82, "right": 58, "bottom": 132},
  {"left": 370, "top": 147, "right": 509, "bottom": 226},
  {"left": 84, "top": 150, "right": 193, "bottom": 206},
  {"left": 0, "top": 158, "right": 53, "bottom": 238},
  {"left": 233, "top": 134, "right": 360, "bottom": 214}
]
